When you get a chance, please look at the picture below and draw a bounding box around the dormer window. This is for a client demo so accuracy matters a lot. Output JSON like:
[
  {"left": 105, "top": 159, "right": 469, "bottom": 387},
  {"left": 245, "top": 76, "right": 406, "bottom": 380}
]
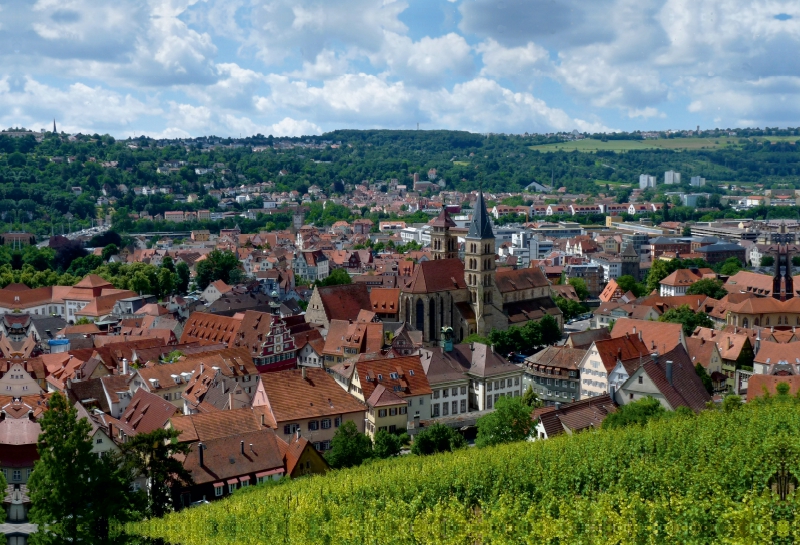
[
  {"left": 390, "top": 372, "right": 399, "bottom": 379},
  {"left": 377, "top": 374, "right": 383, "bottom": 381}
]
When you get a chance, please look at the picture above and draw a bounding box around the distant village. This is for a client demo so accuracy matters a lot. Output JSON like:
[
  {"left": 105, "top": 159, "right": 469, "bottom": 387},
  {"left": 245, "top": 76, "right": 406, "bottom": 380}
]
[{"left": 2, "top": 159, "right": 800, "bottom": 528}]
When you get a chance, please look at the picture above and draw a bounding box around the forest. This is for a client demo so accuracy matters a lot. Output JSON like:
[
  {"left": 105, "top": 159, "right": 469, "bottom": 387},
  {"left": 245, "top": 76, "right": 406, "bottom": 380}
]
[{"left": 1, "top": 128, "right": 800, "bottom": 238}]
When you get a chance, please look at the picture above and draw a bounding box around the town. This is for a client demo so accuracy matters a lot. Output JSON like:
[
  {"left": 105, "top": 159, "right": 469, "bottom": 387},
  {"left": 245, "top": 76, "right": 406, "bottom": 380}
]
[{"left": 2, "top": 129, "right": 800, "bottom": 542}]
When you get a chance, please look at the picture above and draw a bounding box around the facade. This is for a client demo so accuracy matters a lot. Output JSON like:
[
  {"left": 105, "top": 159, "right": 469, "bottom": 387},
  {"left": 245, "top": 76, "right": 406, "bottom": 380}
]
[
  {"left": 664, "top": 170, "right": 681, "bottom": 185},
  {"left": 563, "top": 263, "right": 603, "bottom": 297},
  {"left": 578, "top": 335, "right": 649, "bottom": 399},
  {"left": 522, "top": 346, "right": 584, "bottom": 405},
  {"left": 295, "top": 250, "right": 330, "bottom": 282},
  {"left": 639, "top": 174, "right": 656, "bottom": 189}
]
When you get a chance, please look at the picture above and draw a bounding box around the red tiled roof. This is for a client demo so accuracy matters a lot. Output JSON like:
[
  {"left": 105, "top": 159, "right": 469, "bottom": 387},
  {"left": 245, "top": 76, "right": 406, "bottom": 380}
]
[
  {"left": 403, "top": 258, "right": 466, "bottom": 293},
  {"left": 495, "top": 267, "right": 550, "bottom": 293},
  {"left": 316, "top": 283, "right": 373, "bottom": 322},
  {"left": 180, "top": 312, "right": 243, "bottom": 345},
  {"left": 593, "top": 335, "right": 650, "bottom": 373}
]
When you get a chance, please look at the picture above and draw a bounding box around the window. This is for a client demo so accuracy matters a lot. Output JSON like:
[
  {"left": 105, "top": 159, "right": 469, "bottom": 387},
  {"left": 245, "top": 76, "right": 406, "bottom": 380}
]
[
  {"left": 451, "top": 387, "right": 458, "bottom": 396},
  {"left": 389, "top": 408, "right": 397, "bottom": 416},
  {"left": 433, "top": 403, "right": 440, "bottom": 417},
  {"left": 378, "top": 409, "right": 387, "bottom": 417},
  {"left": 321, "top": 419, "right": 331, "bottom": 429},
  {"left": 514, "top": 377, "right": 520, "bottom": 386},
  {"left": 460, "top": 400, "right": 466, "bottom": 413},
  {"left": 443, "top": 389, "right": 449, "bottom": 398},
  {"left": 452, "top": 401, "right": 458, "bottom": 414},
  {"left": 494, "top": 394, "right": 500, "bottom": 404},
  {"left": 506, "top": 379, "right": 512, "bottom": 388},
  {"left": 308, "top": 421, "right": 319, "bottom": 431},
  {"left": 460, "top": 386, "right": 467, "bottom": 395},
  {"left": 443, "top": 403, "right": 449, "bottom": 416},
  {"left": 419, "top": 398, "right": 424, "bottom": 405},
  {"left": 334, "top": 417, "right": 342, "bottom": 427},
  {"left": 377, "top": 374, "right": 383, "bottom": 381},
  {"left": 638, "top": 376, "right": 643, "bottom": 384},
  {"left": 487, "top": 396, "right": 493, "bottom": 409},
  {"left": 629, "top": 393, "right": 634, "bottom": 400},
  {"left": 390, "top": 372, "right": 399, "bottom": 379},
  {"left": 322, "top": 440, "right": 331, "bottom": 450},
  {"left": 12, "top": 470, "right": 21, "bottom": 482},
  {"left": 495, "top": 381, "right": 500, "bottom": 390},
  {"left": 314, "top": 442, "right": 322, "bottom": 451},
  {"left": 409, "top": 370, "right": 415, "bottom": 376},
  {"left": 433, "top": 390, "right": 440, "bottom": 399},
  {"left": 228, "top": 483, "right": 237, "bottom": 494},
  {"left": 400, "top": 406, "right": 407, "bottom": 415},
  {"left": 163, "top": 394, "right": 170, "bottom": 401},
  {"left": 241, "top": 479, "right": 249, "bottom": 487},
  {"left": 283, "top": 424, "right": 300, "bottom": 435},
  {"left": 96, "top": 438, "right": 103, "bottom": 444},
  {"left": 487, "top": 382, "right": 493, "bottom": 392}
]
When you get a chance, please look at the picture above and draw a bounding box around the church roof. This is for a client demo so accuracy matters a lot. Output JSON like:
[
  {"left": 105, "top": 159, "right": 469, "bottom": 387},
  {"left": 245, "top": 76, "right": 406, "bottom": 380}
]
[
  {"left": 403, "top": 258, "right": 466, "bottom": 294},
  {"left": 466, "top": 191, "right": 494, "bottom": 240},
  {"left": 621, "top": 242, "right": 638, "bottom": 258}
]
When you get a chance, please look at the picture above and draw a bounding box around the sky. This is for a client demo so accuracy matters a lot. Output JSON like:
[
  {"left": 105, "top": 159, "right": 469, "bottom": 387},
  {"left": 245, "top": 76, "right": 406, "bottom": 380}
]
[{"left": 1, "top": 0, "right": 798, "bottom": 138}]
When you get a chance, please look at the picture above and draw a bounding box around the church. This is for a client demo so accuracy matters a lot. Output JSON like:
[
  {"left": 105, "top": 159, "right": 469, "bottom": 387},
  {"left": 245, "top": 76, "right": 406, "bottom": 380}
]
[{"left": 399, "top": 191, "right": 562, "bottom": 344}]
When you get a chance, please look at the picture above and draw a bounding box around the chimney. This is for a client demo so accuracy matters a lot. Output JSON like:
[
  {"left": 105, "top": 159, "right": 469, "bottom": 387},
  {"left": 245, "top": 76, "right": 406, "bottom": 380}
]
[
  {"left": 250, "top": 443, "right": 254, "bottom": 453},
  {"left": 200, "top": 363, "right": 204, "bottom": 374},
  {"left": 302, "top": 367, "right": 307, "bottom": 379},
  {"left": 260, "top": 413, "right": 265, "bottom": 426},
  {"left": 198, "top": 443, "right": 205, "bottom": 466},
  {"left": 728, "top": 337, "right": 733, "bottom": 349},
  {"left": 122, "top": 358, "right": 129, "bottom": 375},
  {"left": 617, "top": 347, "right": 622, "bottom": 359},
  {"left": 241, "top": 441, "right": 245, "bottom": 455},
  {"left": 638, "top": 330, "right": 643, "bottom": 342},
  {"left": 632, "top": 326, "right": 636, "bottom": 335},
  {"left": 666, "top": 360, "right": 673, "bottom": 386}
]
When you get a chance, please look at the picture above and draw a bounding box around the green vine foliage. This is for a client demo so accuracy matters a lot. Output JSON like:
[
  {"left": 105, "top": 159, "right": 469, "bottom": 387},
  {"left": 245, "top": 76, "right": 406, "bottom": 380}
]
[{"left": 131, "top": 393, "right": 800, "bottom": 544}]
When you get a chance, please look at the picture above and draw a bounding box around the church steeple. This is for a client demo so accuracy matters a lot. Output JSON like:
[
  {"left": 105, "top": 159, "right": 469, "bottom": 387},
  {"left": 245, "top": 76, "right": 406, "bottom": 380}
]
[
  {"left": 429, "top": 206, "right": 457, "bottom": 260},
  {"left": 464, "top": 189, "right": 498, "bottom": 336}
]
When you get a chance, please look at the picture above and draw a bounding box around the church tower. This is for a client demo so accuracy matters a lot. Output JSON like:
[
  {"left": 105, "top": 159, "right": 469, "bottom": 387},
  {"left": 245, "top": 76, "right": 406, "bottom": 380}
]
[
  {"left": 465, "top": 190, "right": 501, "bottom": 336},
  {"left": 429, "top": 206, "right": 457, "bottom": 260},
  {"left": 619, "top": 242, "right": 640, "bottom": 280}
]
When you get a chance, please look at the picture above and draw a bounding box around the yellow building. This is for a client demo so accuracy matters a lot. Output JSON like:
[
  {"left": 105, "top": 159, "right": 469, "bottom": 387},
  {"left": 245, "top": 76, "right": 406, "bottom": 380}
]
[{"left": 365, "top": 384, "right": 409, "bottom": 438}]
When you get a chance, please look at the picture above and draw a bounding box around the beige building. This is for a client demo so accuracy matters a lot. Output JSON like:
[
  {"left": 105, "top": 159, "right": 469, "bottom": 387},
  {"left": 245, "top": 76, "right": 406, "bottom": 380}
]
[{"left": 365, "top": 385, "right": 409, "bottom": 437}]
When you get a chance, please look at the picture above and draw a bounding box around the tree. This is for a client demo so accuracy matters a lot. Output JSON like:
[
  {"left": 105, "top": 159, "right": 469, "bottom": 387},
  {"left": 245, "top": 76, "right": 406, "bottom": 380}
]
[
  {"left": 695, "top": 363, "right": 713, "bottom": 395},
  {"left": 567, "top": 277, "right": 589, "bottom": 300},
  {"left": 760, "top": 255, "right": 775, "bottom": 267},
  {"left": 717, "top": 257, "right": 743, "bottom": 276},
  {"left": 101, "top": 243, "right": 119, "bottom": 261},
  {"left": 539, "top": 314, "right": 562, "bottom": 345},
  {"left": 316, "top": 268, "right": 352, "bottom": 287},
  {"left": 554, "top": 296, "right": 587, "bottom": 321},
  {"left": 161, "top": 255, "right": 176, "bottom": 273},
  {"left": 29, "top": 392, "right": 135, "bottom": 542},
  {"left": 325, "top": 420, "right": 373, "bottom": 468},
  {"left": 158, "top": 267, "right": 176, "bottom": 299},
  {"left": 476, "top": 396, "right": 534, "bottom": 448},
  {"left": 521, "top": 385, "right": 543, "bottom": 409},
  {"left": 721, "top": 393, "right": 742, "bottom": 412},
  {"left": 601, "top": 396, "right": 666, "bottom": 429},
  {"left": 195, "top": 249, "right": 242, "bottom": 290},
  {"left": 176, "top": 261, "right": 190, "bottom": 294},
  {"left": 792, "top": 256, "right": 800, "bottom": 267},
  {"left": 616, "top": 275, "right": 645, "bottom": 297},
  {"left": 373, "top": 430, "right": 403, "bottom": 459},
  {"left": 646, "top": 259, "right": 671, "bottom": 294},
  {"left": 659, "top": 305, "right": 714, "bottom": 336},
  {"left": 686, "top": 278, "right": 728, "bottom": 299},
  {"left": 411, "top": 423, "right": 465, "bottom": 455},
  {"left": 121, "top": 428, "right": 193, "bottom": 518}
]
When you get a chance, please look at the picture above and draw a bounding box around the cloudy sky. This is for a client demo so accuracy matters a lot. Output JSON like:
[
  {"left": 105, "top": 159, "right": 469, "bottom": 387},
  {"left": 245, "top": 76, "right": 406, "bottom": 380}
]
[{"left": 1, "top": 0, "right": 797, "bottom": 138}]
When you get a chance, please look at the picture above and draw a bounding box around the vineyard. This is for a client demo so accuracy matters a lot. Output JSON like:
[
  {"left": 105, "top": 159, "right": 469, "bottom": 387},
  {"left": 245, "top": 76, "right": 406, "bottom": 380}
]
[{"left": 132, "top": 395, "right": 800, "bottom": 544}]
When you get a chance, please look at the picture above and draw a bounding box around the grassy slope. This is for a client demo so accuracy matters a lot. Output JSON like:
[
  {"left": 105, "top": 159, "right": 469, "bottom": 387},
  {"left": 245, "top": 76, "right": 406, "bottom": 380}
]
[{"left": 132, "top": 396, "right": 799, "bottom": 545}]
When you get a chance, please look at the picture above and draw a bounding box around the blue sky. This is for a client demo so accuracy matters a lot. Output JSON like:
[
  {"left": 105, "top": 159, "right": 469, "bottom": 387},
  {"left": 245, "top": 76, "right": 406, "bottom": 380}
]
[{"left": 1, "top": 0, "right": 799, "bottom": 138}]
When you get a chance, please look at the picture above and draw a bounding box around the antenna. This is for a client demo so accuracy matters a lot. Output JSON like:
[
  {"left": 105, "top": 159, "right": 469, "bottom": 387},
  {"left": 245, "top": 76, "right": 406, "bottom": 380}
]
[{"left": 417, "top": 123, "right": 419, "bottom": 130}]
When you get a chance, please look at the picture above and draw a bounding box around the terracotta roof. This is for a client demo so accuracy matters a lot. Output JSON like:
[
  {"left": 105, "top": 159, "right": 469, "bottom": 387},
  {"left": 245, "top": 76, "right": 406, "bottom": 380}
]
[
  {"left": 315, "top": 283, "right": 373, "bottom": 322},
  {"left": 524, "top": 346, "right": 586, "bottom": 371},
  {"left": 611, "top": 318, "right": 684, "bottom": 355},
  {"left": 537, "top": 394, "right": 616, "bottom": 438},
  {"left": 495, "top": 267, "right": 550, "bottom": 293},
  {"left": 181, "top": 428, "right": 285, "bottom": 486},
  {"left": 257, "top": 368, "right": 365, "bottom": 424},
  {"left": 116, "top": 388, "right": 177, "bottom": 436},
  {"left": 403, "top": 258, "right": 466, "bottom": 293},
  {"left": 74, "top": 274, "right": 115, "bottom": 289},
  {"left": 593, "top": 335, "right": 650, "bottom": 373},
  {"left": 370, "top": 288, "right": 400, "bottom": 314},
  {"left": 566, "top": 328, "right": 610, "bottom": 349},
  {"left": 684, "top": 337, "right": 718, "bottom": 370},
  {"left": 366, "top": 384, "right": 407, "bottom": 407},
  {"left": 746, "top": 375, "right": 800, "bottom": 402},
  {"left": 180, "top": 312, "right": 243, "bottom": 345},
  {"left": 170, "top": 407, "right": 264, "bottom": 442},
  {"left": 753, "top": 341, "right": 800, "bottom": 367},
  {"left": 352, "top": 354, "right": 433, "bottom": 402}
]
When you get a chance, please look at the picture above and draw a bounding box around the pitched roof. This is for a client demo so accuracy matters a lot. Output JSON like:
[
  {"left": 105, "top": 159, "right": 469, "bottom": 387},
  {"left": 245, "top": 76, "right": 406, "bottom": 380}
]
[
  {"left": 179, "top": 312, "right": 243, "bottom": 345},
  {"left": 116, "top": 388, "right": 177, "bottom": 435},
  {"left": 611, "top": 318, "right": 684, "bottom": 355},
  {"left": 366, "top": 384, "right": 407, "bottom": 407},
  {"left": 402, "top": 258, "right": 467, "bottom": 294},
  {"left": 369, "top": 288, "right": 400, "bottom": 314},
  {"left": 593, "top": 335, "right": 650, "bottom": 373},
  {"left": 353, "top": 354, "right": 433, "bottom": 401},
  {"left": 566, "top": 328, "right": 611, "bottom": 349},
  {"left": 524, "top": 346, "right": 586, "bottom": 371},
  {"left": 536, "top": 394, "right": 616, "bottom": 438},
  {"left": 746, "top": 375, "right": 800, "bottom": 402},
  {"left": 640, "top": 344, "right": 711, "bottom": 412},
  {"left": 181, "top": 428, "right": 285, "bottom": 486},
  {"left": 74, "top": 274, "right": 115, "bottom": 289},
  {"left": 170, "top": 407, "right": 264, "bottom": 442},
  {"left": 429, "top": 207, "right": 456, "bottom": 228},
  {"left": 315, "top": 283, "right": 373, "bottom": 322},
  {"left": 495, "top": 267, "right": 549, "bottom": 293},
  {"left": 258, "top": 367, "right": 365, "bottom": 424}
]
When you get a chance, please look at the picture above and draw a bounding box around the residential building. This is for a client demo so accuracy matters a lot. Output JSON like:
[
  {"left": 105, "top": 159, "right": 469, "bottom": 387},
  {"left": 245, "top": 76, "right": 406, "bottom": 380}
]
[
  {"left": 523, "top": 346, "right": 585, "bottom": 405},
  {"left": 639, "top": 174, "right": 656, "bottom": 189},
  {"left": 578, "top": 335, "right": 649, "bottom": 399},
  {"left": 664, "top": 171, "right": 681, "bottom": 185},
  {"left": 532, "top": 394, "right": 616, "bottom": 440}
]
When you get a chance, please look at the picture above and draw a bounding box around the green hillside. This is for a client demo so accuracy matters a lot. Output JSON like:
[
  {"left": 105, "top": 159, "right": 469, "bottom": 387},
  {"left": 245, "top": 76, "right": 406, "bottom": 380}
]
[{"left": 132, "top": 394, "right": 798, "bottom": 544}]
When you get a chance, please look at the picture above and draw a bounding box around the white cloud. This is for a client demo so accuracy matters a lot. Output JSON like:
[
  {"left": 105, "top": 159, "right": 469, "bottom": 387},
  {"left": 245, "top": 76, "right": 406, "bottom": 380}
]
[
  {"left": 476, "top": 39, "right": 549, "bottom": 80},
  {"left": 372, "top": 32, "right": 474, "bottom": 87}
]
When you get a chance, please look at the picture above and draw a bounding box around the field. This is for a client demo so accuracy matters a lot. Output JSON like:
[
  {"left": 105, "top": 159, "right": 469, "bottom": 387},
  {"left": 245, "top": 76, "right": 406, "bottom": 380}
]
[
  {"left": 132, "top": 395, "right": 800, "bottom": 545},
  {"left": 530, "top": 136, "right": 742, "bottom": 152},
  {"left": 452, "top": 160, "right": 470, "bottom": 166}
]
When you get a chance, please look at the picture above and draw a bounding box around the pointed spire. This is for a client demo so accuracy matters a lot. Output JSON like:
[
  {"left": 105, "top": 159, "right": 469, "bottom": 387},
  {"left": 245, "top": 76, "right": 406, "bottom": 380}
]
[
  {"left": 53, "top": 119, "right": 57, "bottom": 134},
  {"left": 467, "top": 190, "right": 494, "bottom": 240}
]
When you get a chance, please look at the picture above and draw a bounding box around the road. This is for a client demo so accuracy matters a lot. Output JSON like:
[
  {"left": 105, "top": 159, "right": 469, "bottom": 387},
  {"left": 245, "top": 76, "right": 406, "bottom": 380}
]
[
  {"left": 36, "top": 225, "right": 111, "bottom": 248},
  {"left": 560, "top": 318, "right": 593, "bottom": 343}
]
